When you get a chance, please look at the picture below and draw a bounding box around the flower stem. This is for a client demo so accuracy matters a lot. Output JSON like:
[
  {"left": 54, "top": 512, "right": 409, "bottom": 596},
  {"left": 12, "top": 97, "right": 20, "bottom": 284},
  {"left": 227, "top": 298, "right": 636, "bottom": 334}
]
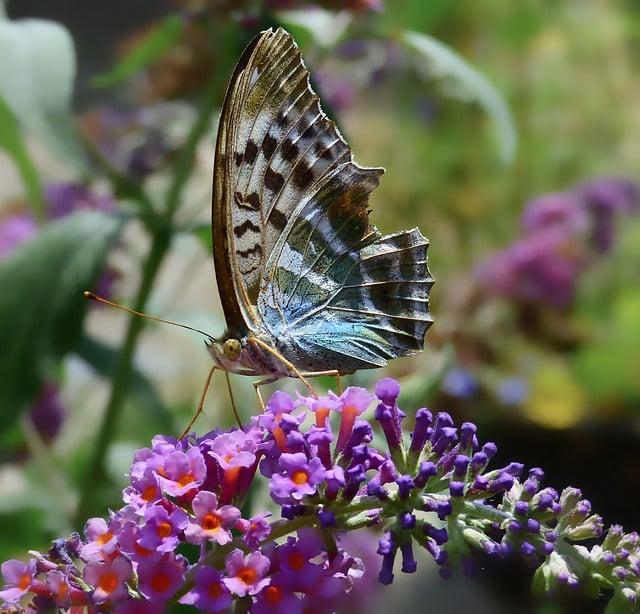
[
  {"left": 75, "top": 227, "right": 170, "bottom": 527},
  {"left": 74, "top": 70, "right": 223, "bottom": 528}
]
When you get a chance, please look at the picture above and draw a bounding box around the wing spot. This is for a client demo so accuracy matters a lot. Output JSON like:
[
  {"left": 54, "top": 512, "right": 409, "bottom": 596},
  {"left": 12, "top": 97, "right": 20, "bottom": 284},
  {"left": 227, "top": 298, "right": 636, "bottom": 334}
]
[
  {"left": 282, "top": 138, "right": 299, "bottom": 162},
  {"left": 293, "top": 161, "right": 314, "bottom": 188},
  {"left": 265, "top": 168, "right": 285, "bottom": 192},
  {"left": 246, "top": 192, "right": 261, "bottom": 210},
  {"left": 237, "top": 243, "right": 262, "bottom": 257},
  {"left": 234, "top": 219, "right": 261, "bottom": 237},
  {"left": 262, "top": 133, "right": 277, "bottom": 159},
  {"left": 234, "top": 191, "right": 261, "bottom": 211},
  {"left": 270, "top": 208, "right": 288, "bottom": 231},
  {"left": 244, "top": 140, "right": 258, "bottom": 164}
]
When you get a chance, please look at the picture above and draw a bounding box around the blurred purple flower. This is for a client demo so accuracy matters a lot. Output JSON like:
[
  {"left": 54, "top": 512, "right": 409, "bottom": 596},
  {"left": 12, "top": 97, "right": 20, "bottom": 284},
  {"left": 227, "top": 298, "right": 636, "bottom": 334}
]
[
  {"left": 521, "top": 192, "right": 589, "bottom": 236},
  {"left": 578, "top": 178, "right": 640, "bottom": 252},
  {"left": 253, "top": 576, "right": 303, "bottom": 614},
  {"left": 45, "top": 569, "right": 74, "bottom": 609},
  {"left": 441, "top": 368, "right": 478, "bottom": 399},
  {"left": 86, "top": 103, "right": 195, "bottom": 180},
  {"left": 480, "top": 177, "right": 640, "bottom": 311},
  {"left": 0, "top": 559, "right": 35, "bottom": 604},
  {"left": 83, "top": 556, "right": 132, "bottom": 604},
  {"left": 0, "top": 213, "right": 37, "bottom": 258},
  {"left": 180, "top": 566, "right": 232, "bottom": 611},
  {"left": 478, "top": 228, "right": 583, "bottom": 309},
  {"left": 45, "top": 183, "right": 114, "bottom": 220},
  {"left": 28, "top": 382, "right": 66, "bottom": 443},
  {"left": 497, "top": 377, "right": 529, "bottom": 406},
  {"left": 315, "top": 70, "right": 356, "bottom": 112},
  {"left": 266, "top": 0, "right": 383, "bottom": 10},
  {"left": 138, "top": 553, "right": 185, "bottom": 602}
]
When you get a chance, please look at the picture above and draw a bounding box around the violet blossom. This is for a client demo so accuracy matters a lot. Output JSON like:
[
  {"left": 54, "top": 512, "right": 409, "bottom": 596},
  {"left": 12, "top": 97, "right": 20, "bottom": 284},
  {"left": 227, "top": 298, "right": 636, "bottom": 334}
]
[{"left": 2, "top": 380, "right": 638, "bottom": 612}]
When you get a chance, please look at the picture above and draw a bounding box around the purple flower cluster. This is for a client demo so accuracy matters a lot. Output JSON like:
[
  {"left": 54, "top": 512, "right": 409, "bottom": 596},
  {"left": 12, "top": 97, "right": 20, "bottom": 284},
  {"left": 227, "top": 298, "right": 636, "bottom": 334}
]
[
  {"left": 85, "top": 103, "right": 196, "bottom": 180},
  {"left": 1, "top": 379, "right": 637, "bottom": 611},
  {"left": 478, "top": 177, "right": 640, "bottom": 309}
]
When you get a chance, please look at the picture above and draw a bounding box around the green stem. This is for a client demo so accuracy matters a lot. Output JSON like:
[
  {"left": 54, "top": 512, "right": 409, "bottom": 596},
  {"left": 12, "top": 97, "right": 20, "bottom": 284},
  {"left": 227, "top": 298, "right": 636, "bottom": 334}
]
[
  {"left": 74, "top": 65, "right": 224, "bottom": 527},
  {"left": 164, "top": 70, "right": 221, "bottom": 217},
  {"left": 74, "top": 228, "right": 170, "bottom": 527}
]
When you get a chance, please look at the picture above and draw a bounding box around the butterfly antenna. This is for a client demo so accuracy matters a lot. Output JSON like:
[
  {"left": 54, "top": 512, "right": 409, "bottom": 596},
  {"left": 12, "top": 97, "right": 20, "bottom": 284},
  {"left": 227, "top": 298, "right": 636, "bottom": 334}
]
[
  {"left": 179, "top": 365, "right": 216, "bottom": 439},
  {"left": 223, "top": 369, "right": 243, "bottom": 428},
  {"left": 84, "top": 291, "right": 214, "bottom": 342}
]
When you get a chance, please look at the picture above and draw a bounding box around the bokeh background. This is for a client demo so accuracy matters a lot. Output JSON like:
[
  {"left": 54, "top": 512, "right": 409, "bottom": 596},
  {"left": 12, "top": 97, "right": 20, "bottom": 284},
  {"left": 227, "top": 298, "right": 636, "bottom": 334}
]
[{"left": 1, "top": 1, "right": 639, "bottom": 612}]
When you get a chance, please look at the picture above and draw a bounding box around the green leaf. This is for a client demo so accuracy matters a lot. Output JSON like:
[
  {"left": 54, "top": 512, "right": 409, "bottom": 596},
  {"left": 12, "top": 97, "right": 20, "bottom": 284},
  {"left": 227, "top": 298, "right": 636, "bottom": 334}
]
[
  {"left": 0, "top": 95, "right": 44, "bottom": 220},
  {"left": 92, "top": 15, "right": 184, "bottom": 88},
  {"left": 0, "top": 16, "right": 87, "bottom": 170},
  {"left": 189, "top": 222, "right": 213, "bottom": 253},
  {"left": 401, "top": 30, "right": 517, "bottom": 164},
  {"left": 0, "top": 211, "right": 121, "bottom": 430}
]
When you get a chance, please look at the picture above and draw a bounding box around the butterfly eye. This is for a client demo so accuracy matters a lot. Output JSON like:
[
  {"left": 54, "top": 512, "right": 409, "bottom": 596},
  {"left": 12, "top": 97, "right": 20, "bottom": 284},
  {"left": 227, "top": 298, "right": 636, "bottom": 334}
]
[{"left": 223, "top": 338, "right": 242, "bottom": 360}]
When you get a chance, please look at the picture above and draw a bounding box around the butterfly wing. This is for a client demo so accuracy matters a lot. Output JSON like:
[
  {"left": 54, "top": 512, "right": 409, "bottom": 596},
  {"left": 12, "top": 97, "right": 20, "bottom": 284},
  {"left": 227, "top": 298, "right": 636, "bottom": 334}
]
[
  {"left": 257, "top": 162, "right": 434, "bottom": 372},
  {"left": 212, "top": 28, "right": 352, "bottom": 335}
]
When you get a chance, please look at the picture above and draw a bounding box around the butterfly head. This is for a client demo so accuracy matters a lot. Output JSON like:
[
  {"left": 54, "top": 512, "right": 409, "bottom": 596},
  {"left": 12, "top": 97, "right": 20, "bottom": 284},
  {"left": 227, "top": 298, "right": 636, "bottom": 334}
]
[
  {"left": 206, "top": 334, "right": 252, "bottom": 373},
  {"left": 222, "top": 338, "right": 242, "bottom": 360}
]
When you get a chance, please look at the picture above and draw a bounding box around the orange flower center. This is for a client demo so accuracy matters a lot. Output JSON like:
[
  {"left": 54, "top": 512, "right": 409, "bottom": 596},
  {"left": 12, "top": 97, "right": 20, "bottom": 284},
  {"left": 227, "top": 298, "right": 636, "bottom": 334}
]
[
  {"left": 224, "top": 466, "right": 241, "bottom": 492},
  {"left": 142, "top": 485, "right": 158, "bottom": 501},
  {"left": 177, "top": 473, "right": 194, "bottom": 487},
  {"left": 202, "top": 513, "right": 221, "bottom": 531},
  {"left": 208, "top": 581, "right": 223, "bottom": 598},
  {"left": 134, "top": 542, "right": 153, "bottom": 557},
  {"left": 238, "top": 567, "right": 257, "bottom": 585},
  {"left": 315, "top": 407, "right": 330, "bottom": 427},
  {"left": 150, "top": 572, "right": 171, "bottom": 593},
  {"left": 56, "top": 581, "right": 69, "bottom": 600},
  {"left": 343, "top": 405, "right": 357, "bottom": 419},
  {"left": 265, "top": 586, "right": 282, "bottom": 604},
  {"left": 18, "top": 573, "right": 31, "bottom": 591},
  {"left": 156, "top": 521, "right": 173, "bottom": 538},
  {"left": 98, "top": 531, "right": 113, "bottom": 545},
  {"left": 97, "top": 571, "right": 118, "bottom": 593},
  {"left": 287, "top": 552, "right": 305, "bottom": 571},
  {"left": 273, "top": 426, "right": 287, "bottom": 451},
  {"left": 291, "top": 470, "right": 308, "bottom": 485}
]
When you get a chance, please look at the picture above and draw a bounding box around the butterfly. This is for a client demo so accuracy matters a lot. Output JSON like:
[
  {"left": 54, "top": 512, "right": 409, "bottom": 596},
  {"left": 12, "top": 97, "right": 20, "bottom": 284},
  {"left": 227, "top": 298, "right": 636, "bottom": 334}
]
[{"left": 206, "top": 27, "right": 434, "bottom": 400}]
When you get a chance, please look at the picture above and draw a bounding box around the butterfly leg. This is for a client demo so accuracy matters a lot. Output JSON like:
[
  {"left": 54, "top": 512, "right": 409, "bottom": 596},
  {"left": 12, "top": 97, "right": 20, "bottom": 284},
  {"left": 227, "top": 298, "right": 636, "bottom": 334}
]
[
  {"left": 248, "top": 337, "right": 317, "bottom": 397},
  {"left": 253, "top": 376, "right": 278, "bottom": 410},
  {"left": 298, "top": 370, "right": 343, "bottom": 394},
  {"left": 179, "top": 365, "right": 216, "bottom": 439}
]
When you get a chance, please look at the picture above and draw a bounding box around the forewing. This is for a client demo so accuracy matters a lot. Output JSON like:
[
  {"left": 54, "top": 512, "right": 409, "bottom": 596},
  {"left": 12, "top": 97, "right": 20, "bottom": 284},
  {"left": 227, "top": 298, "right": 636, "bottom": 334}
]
[{"left": 212, "top": 27, "right": 353, "bottom": 333}]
